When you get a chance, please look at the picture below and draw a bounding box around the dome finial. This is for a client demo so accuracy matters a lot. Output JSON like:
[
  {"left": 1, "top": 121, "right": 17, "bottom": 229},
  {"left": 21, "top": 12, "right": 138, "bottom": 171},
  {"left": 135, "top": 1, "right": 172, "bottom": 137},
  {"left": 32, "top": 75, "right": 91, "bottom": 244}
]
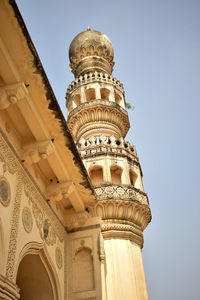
[
  {"left": 69, "top": 29, "right": 114, "bottom": 76},
  {"left": 87, "top": 26, "right": 91, "bottom": 31}
]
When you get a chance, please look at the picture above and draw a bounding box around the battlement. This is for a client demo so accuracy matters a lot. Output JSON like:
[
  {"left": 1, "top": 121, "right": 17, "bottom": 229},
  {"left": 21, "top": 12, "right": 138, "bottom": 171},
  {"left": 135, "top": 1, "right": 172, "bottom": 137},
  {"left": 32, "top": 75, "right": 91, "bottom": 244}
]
[{"left": 78, "top": 135, "right": 138, "bottom": 162}]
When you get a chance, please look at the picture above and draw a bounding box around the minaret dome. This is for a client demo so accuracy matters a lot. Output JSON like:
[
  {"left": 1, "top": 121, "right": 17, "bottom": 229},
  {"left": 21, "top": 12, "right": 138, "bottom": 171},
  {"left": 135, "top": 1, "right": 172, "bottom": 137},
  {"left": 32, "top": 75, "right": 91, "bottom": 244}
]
[{"left": 69, "top": 28, "right": 114, "bottom": 76}]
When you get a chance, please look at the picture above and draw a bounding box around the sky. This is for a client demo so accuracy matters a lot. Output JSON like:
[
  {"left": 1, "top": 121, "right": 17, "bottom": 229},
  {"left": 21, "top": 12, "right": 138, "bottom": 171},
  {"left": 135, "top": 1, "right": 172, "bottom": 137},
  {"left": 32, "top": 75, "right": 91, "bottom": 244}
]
[{"left": 15, "top": 1, "right": 200, "bottom": 299}]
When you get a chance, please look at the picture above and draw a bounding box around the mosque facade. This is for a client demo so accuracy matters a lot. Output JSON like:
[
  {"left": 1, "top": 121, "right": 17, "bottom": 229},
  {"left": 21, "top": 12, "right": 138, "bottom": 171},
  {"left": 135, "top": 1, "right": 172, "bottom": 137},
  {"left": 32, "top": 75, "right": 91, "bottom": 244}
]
[{"left": 0, "top": 1, "right": 151, "bottom": 299}]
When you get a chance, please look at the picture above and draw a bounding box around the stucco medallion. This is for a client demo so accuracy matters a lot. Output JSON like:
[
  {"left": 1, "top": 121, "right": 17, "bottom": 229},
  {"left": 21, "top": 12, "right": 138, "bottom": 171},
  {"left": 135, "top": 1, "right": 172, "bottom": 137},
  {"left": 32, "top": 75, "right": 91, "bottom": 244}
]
[
  {"left": 22, "top": 207, "right": 33, "bottom": 233},
  {"left": 55, "top": 247, "right": 62, "bottom": 269},
  {"left": 0, "top": 177, "right": 10, "bottom": 207}
]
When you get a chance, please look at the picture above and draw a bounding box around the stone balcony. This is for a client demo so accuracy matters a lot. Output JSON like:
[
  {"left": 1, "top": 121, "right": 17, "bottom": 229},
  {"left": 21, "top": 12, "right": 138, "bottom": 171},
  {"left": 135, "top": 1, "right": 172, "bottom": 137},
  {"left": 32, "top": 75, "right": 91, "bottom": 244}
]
[
  {"left": 94, "top": 183, "right": 149, "bottom": 206},
  {"left": 78, "top": 135, "right": 139, "bottom": 164},
  {"left": 89, "top": 183, "right": 151, "bottom": 237},
  {"left": 66, "top": 71, "right": 124, "bottom": 99}
]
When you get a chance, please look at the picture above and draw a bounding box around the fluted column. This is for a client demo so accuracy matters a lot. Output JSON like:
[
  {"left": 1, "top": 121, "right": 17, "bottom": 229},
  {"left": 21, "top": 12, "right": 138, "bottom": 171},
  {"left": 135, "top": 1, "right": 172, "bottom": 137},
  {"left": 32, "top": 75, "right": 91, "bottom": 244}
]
[{"left": 104, "top": 239, "right": 149, "bottom": 300}]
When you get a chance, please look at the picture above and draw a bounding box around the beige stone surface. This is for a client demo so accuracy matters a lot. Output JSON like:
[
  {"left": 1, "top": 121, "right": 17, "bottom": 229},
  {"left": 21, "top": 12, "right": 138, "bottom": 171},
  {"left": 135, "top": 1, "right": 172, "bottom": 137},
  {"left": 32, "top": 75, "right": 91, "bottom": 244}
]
[
  {"left": 0, "top": 1, "right": 151, "bottom": 299},
  {"left": 104, "top": 239, "right": 149, "bottom": 300}
]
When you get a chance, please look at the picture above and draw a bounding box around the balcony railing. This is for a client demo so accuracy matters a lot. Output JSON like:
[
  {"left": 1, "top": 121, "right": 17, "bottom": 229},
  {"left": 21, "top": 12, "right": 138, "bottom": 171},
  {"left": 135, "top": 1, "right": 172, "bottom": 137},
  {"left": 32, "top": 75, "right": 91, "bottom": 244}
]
[{"left": 93, "top": 183, "right": 149, "bottom": 206}]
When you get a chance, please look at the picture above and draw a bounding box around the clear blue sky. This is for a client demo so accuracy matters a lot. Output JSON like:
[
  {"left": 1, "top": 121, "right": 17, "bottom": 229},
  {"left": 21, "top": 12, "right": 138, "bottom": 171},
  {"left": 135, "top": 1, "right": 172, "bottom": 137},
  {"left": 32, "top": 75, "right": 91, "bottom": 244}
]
[{"left": 15, "top": 1, "right": 200, "bottom": 299}]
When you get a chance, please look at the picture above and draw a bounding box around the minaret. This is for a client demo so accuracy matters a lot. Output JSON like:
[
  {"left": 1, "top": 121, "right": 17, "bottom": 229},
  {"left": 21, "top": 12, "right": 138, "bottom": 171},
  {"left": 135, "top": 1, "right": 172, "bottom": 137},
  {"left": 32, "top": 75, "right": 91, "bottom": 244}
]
[{"left": 66, "top": 28, "right": 151, "bottom": 300}]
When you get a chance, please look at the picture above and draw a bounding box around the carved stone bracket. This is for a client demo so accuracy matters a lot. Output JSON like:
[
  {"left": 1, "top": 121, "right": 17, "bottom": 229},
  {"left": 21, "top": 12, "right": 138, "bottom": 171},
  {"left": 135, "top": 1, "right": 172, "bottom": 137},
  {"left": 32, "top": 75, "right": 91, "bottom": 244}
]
[
  {"left": 64, "top": 208, "right": 90, "bottom": 231},
  {"left": 0, "top": 82, "right": 27, "bottom": 110},
  {"left": 45, "top": 180, "right": 75, "bottom": 202},
  {"left": 21, "top": 139, "right": 55, "bottom": 165}
]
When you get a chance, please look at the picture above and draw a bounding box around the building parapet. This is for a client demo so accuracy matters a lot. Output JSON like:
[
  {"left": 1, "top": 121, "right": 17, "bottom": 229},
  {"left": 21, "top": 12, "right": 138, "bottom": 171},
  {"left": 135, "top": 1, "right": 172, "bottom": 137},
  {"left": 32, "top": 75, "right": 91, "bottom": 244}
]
[{"left": 78, "top": 135, "right": 138, "bottom": 162}]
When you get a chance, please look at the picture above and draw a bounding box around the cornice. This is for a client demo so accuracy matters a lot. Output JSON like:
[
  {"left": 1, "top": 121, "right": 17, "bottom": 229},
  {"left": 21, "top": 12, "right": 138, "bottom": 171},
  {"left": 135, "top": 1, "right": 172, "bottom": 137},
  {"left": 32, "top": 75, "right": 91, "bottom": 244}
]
[
  {"left": 90, "top": 197, "right": 151, "bottom": 232},
  {"left": 101, "top": 220, "right": 144, "bottom": 247},
  {"left": 0, "top": 0, "right": 96, "bottom": 210}
]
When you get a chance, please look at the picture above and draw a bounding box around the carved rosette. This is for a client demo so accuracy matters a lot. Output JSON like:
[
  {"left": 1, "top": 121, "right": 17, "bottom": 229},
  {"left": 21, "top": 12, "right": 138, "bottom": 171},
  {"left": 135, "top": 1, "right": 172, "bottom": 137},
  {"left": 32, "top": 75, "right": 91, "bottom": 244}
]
[
  {"left": 94, "top": 184, "right": 148, "bottom": 205},
  {"left": 68, "top": 100, "right": 130, "bottom": 141}
]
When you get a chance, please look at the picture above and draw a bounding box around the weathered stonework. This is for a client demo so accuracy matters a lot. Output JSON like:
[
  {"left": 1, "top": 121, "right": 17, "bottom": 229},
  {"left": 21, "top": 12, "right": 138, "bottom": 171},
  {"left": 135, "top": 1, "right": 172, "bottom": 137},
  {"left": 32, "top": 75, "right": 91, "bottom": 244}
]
[
  {"left": 0, "top": 2, "right": 151, "bottom": 299},
  {"left": 66, "top": 27, "right": 152, "bottom": 300}
]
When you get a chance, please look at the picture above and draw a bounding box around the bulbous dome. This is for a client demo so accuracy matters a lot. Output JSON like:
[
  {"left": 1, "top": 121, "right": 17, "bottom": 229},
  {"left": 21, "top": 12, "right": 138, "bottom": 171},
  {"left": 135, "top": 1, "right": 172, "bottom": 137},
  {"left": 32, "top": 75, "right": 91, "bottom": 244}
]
[{"left": 69, "top": 28, "right": 114, "bottom": 77}]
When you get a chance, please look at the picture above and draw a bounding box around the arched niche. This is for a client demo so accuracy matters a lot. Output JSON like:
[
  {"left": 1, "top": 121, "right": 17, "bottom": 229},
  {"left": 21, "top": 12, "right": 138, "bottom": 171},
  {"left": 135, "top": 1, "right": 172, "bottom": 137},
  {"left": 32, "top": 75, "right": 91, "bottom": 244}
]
[
  {"left": 115, "top": 92, "right": 122, "bottom": 105},
  {"left": 73, "top": 247, "right": 94, "bottom": 292},
  {"left": 110, "top": 165, "right": 122, "bottom": 184},
  {"left": 16, "top": 243, "right": 60, "bottom": 300},
  {"left": 100, "top": 88, "right": 110, "bottom": 101},
  {"left": 89, "top": 166, "right": 103, "bottom": 185},
  {"left": 73, "top": 94, "right": 81, "bottom": 107},
  {"left": 85, "top": 88, "right": 96, "bottom": 101},
  {"left": 129, "top": 170, "right": 137, "bottom": 187}
]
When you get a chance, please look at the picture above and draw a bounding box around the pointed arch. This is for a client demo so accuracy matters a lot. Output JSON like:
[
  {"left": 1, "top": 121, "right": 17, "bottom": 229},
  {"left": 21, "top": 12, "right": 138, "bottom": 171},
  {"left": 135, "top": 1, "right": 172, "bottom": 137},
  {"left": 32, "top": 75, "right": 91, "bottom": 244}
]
[
  {"left": 73, "top": 94, "right": 81, "bottom": 107},
  {"left": 73, "top": 246, "right": 94, "bottom": 292},
  {"left": 89, "top": 166, "right": 104, "bottom": 185},
  {"left": 100, "top": 88, "right": 110, "bottom": 101},
  {"left": 129, "top": 170, "right": 137, "bottom": 187},
  {"left": 15, "top": 242, "right": 61, "bottom": 300},
  {"left": 115, "top": 92, "right": 122, "bottom": 105},
  {"left": 110, "top": 165, "right": 123, "bottom": 184},
  {"left": 85, "top": 88, "right": 96, "bottom": 101}
]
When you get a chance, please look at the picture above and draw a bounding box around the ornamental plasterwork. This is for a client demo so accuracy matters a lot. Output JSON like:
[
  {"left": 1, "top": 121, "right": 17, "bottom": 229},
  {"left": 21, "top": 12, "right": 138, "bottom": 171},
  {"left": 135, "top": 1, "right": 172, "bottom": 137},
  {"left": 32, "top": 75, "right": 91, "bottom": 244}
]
[
  {"left": 22, "top": 206, "right": 33, "bottom": 233},
  {"left": 23, "top": 176, "right": 66, "bottom": 245},
  {"left": 90, "top": 199, "right": 151, "bottom": 231},
  {"left": 94, "top": 184, "right": 148, "bottom": 205},
  {"left": 0, "top": 132, "right": 22, "bottom": 281},
  {"left": 102, "top": 225, "right": 143, "bottom": 247},
  {"left": 101, "top": 219, "right": 144, "bottom": 246},
  {"left": 68, "top": 101, "right": 130, "bottom": 139},
  {"left": 24, "top": 186, "right": 59, "bottom": 246},
  {"left": 6, "top": 175, "right": 23, "bottom": 281},
  {"left": 55, "top": 247, "right": 63, "bottom": 269},
  {"left": 70, "top": 46, "right": 114, "bottom": 75},
  {"left": 0, "top": 131, "right": 65, "bottom": 280},
  {"left": 0, "top": 176, "right": 11, "bottom": 207}
]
